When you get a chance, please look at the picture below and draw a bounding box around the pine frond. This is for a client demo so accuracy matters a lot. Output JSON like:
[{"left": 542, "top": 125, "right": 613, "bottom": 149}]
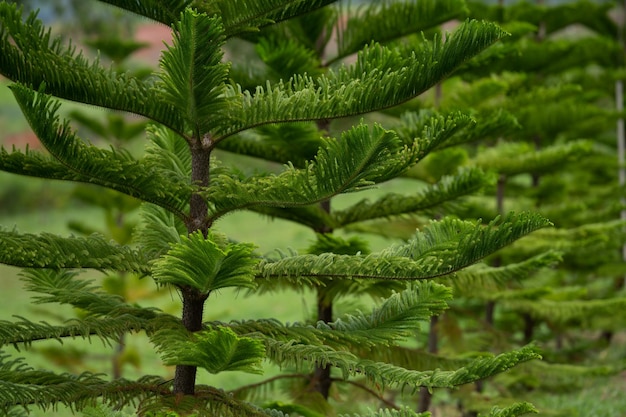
[
  {"left": 0, "top": 358, "right": 170, "bottom": 415},
  {"left": 324, "top": 281, "right": 451, "bottom": 346},
  {"left": 395, "top": 109, "right": 518, "bottom": 160},
  {"left": 145, "top": 124, "right": 192, "bottom": 180},
  {"left": 139, "top": 385, "right": 294, "bottom": 417},
  {"left": 0, "top": 4, "right": 184, "bottom": 133},
  {"left": 101, "top": 0, "right": 340, "bottom": 38},
  {"left": 136, "top": 204, "right": 188, "bottom": 260},
  {"left": 250, "top": 5, "right": 337, "bottom": 57},
  {"left": 440, "top": 76, "right": 510, "bottom": 109},
  {"left": 227, "top": 282, "right": 448, "bottom": 351},
  {"left": 338, "top": 407, "right": 429, "bottom": 417},
  {"left": 501, "top": 0, "right": 617, "bottom": 38},
  {"left": 256, "top": 235, "right": 407, "bottom": 298},
  {"left": 258, "top": 212, "right": 551, "bottom": 282},
  {"left": 68, "top": 111, "right": 147, "bottom": 143},
  {"left": 236, "top": 119, "right": 494, "bottom": 230},
  {"left": 502, "top": 297, "right": 626, "bottom": 326},
  {"left": 263, "top": 340, "right": 539, "bottom": 391},
  {"left": 360, "top": 346, "right": 470, "bottom": 372},
  {"left": 4, "top": 85, "right": 191, "bottom": 218},
  {"left": 0, "top": 315, "right": 157, "bottom": 350},
  {"left": 96, "top": 0, "right": 191, "bottom": 25},
  {"left": 215, "top": 20, "right": 508, "bottom": 139},
  {"left": 0, "top": 371, "right": 168, "bottom": 412},
  {"left": 6, "top": 407, "right": 27, "bottom": 417},
  {"left": 333, "top": 168, "right": 491, "bottom": 228},
  {"left": 154, "top": 326, "right": 265, "bottom": 374},
  {"left": 509, "top": 92, "right": 614, "bottom": 142},
  {"left": 445, "top": 109, "right": 519, "bottom": 148},
  {"left": 514, "top": 360, "right": 621, "bottom": 391},
  {"left": 264, "top": 402, "right": 328, "bottom": 417},
  {"left": 448, "top": 251, "right": 562, "bottom": 296},
  {"left": 485, "top": 402, "right": 537, "bottom": 417},
  {"left": 80, "top": 404, "right": 132, "bottom": 417},
  {"left": 341, "top": 216, "right": 431, "bottom": 241},
  {"left": 0, "top": 148, "right": 190, "bottom": 215},
  {"left": 249, "top": 205, "right": 333, "bottom": 231},
  {"left": 308, "top": 234, "right": 371, "bottom": 256},
  {"left": 394, "top": 110, "right": 475, "bottom": 154},
  {"left": 0, "top": 229, "right": 149, "bottom": 272},
  {"left": 205, "top": 123, "right": 418, "bottom": 222},
  {"left": 158, "top": 9, "right": 232, "bottom": 139},
  {"left": 334, "top": 0, "right": 468, "bottom": 62},
  {"left": 216, "top": 122, "right": 324, "bottom": 166},
  {"left": 18, "top": 269, "right": 161, "bottom": 318},
  {"left": 255, "top": 35, "right": 325, "bottom": 79},
  {"left": 152, "top": 230, "right": 258, "bottom": 293},
  {"left": 27, "top": 268, "right": 102, "bottom": 308},
  {"left": 505, "top": 84, "right": 582, "bottom": 111},
  {"left": 516, "top": 36, "right": 620, "bottom": 76},
  {"left": 0, "top": 269, "right": 179, "bottom": 348},
  {"left": 196, "top": 0, "right": 340, "bottom": 38},
  {"left": 501, "top": 219, "right": 626, "bottom": 265},
  {"left": 472, "top": 140, "right": 593, "bottom": 178}
]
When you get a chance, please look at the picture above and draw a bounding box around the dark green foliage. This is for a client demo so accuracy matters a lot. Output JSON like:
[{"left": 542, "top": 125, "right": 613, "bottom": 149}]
[{"left": 0, "top": 0, "right": 559, "bottom": 415}]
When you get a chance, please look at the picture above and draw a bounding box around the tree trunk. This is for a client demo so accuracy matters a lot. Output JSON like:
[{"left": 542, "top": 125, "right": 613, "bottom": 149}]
[
  {"left": 311, "top": 289, "right": 333, "bottom": 398},
  {"left": 173, "top": 142, "right": 212, "bottom": 395},
  {"left": 418, "top": 315, "right": 439, "bottom": 413},
  {"left": 311, "top": 115, "right": 334, "bottom": 399},
  {"left": 173, "top": 286, "right": 208, "bottom": 394},
  {"left": 311, "top": 196, "right": 334, "bottom": 399},
  {"left": 523, "top": 313, "right": 535, "bottom": 344}
]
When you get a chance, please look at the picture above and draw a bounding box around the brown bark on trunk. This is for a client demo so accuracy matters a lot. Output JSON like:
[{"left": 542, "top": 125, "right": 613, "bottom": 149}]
[{"left": 173, "top": 142, "right": 212, "bottom": 395}]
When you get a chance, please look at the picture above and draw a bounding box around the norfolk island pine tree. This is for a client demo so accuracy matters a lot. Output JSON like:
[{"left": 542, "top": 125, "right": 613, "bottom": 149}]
[
  {"left": 360, "top": 2, "right": 626, "bottom": 413},
  {"left": 331, "top": 1, "right": 626, "bottom": 413},
  {"left": 0, "top": 1, "right": 552, "bottom": 416},
  {"left": 462, "top": 1, "right": 626, "bottom": 409},
  {"left": 220, "top": 1, "right": 532, "bottom": 412}
]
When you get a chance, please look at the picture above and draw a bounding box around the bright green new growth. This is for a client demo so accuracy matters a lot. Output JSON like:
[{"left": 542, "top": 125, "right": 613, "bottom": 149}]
[
  {"left": 155, "top": 327, "right": 266, "bottom": 374},
  {"left": 0, "top": 0, "right": 552, "bottom": 415},
  {"left": 152, "top": 231, "right": 258, "bottom": 293}
]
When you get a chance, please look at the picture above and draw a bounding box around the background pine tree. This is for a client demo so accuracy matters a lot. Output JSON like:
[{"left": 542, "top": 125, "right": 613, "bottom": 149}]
[{"left": 353, "top": 1, "right": 626, "bottom": 415}]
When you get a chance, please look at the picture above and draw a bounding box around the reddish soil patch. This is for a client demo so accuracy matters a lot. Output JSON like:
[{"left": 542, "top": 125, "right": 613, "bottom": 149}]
[
  {"left": 133, "top": 23, "right": 172, "bottom": 64},
  {"left": 3, "top": 131, "right": 41, "bottom": 150}
]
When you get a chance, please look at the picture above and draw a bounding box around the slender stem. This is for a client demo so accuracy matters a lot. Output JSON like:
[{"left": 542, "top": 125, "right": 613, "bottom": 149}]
[
  {"left": 485, "top": 301, "right": 496, "bottom": 328},
  {"left": 310, "top": 118, "right": 334, "bottom": 399},
  {"left": 616, "top": 5, "right": 626, "bottom": 272},
  {"left": 311, "top": 288, "right": 333, "bottom": 398},
  {"left": 173, "top": 140, "right": 212, "bottom": 395},
  {"left": 532, "top": 135, "right": 541, "bottom": 188},
  {"left": 496, "top": 175, "right": 506, "bottom": 214},
  {"left": 188, "top": 141, "right": 212, "bottom": 234},
  {"left": 418, "top": 315, "right": 438, "bottom": 413},
  {"left": 173, "top": 286, "right": 209, "bottom": 394},
  {"left": 485, "top": 178, "right": 505, "bottom": 330},
  {"left": 523, "top": 313, "right": 535, "bottom": 344}
]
